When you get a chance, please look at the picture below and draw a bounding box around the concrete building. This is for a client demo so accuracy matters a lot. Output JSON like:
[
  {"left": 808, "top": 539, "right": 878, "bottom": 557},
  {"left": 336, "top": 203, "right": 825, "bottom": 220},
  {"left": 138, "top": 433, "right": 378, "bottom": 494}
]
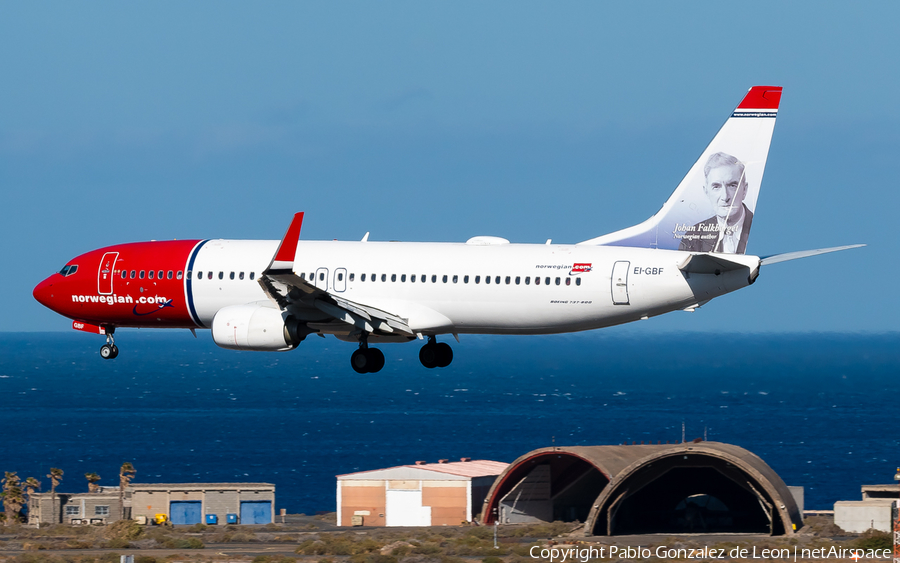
[
  {"left": 481, "top": 442, "right": 803, "bottom": 536},
  {"left": 834, "top": 483, "right": 899, "bottom": 533},
  {"left": 29, "top": 482, "right": 275, "bottom": 526},
  {"left": 30, "top": 486, "right": 123, "bottom": 526},
  {"left": 337, "top": 459, "right": 508, "bottom": 526},
  {"left": 131, "top": 483, "right": 275, "bottom": 525}
]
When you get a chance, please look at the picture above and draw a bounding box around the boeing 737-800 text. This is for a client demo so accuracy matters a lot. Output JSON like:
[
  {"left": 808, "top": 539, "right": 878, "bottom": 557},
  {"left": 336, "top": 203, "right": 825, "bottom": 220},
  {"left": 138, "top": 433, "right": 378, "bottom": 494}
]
[{"left": 33, "top": 86, "right": 861, "bottom": 372}]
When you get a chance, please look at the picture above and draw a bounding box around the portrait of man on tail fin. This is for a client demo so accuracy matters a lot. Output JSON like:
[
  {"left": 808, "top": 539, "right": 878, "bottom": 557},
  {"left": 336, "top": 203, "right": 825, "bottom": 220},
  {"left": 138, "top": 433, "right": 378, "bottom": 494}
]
[{"left": 678, "top": 152, "right": 754, "bottom": 254}]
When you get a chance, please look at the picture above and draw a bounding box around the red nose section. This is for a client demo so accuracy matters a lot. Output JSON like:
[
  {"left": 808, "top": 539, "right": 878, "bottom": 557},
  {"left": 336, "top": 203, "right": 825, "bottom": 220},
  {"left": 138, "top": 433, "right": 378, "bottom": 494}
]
[{"left": 33, "top": 276, "right": 57, "bottom": 311}]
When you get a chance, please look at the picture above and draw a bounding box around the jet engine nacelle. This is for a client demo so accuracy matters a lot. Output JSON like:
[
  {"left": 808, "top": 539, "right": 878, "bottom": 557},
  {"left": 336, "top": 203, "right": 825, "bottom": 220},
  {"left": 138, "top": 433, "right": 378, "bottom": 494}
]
[{"left": 211, "top": 304, "right": 303, "bottom": 351}]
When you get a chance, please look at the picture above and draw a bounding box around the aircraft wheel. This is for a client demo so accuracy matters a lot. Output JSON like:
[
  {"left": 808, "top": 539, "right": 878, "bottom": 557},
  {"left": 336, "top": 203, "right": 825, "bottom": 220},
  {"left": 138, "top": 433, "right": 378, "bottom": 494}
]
[
  {"left": 350, "top": 349, "right": 369, "bottom": 374},
  {"left": 100, "top": 344, "right": 114, "bottom": 359},
  {"left": 435, "top": 342, "right": 453, "bottom": 368},
  {"left": 109, "top": 345, "right": 119, "bottom": 359},
  {"left": 419, "top": 343, "right": 438, "bottom": 369},
  {"left": 366, "top": 348, "right": 385, "bottom": 373}
]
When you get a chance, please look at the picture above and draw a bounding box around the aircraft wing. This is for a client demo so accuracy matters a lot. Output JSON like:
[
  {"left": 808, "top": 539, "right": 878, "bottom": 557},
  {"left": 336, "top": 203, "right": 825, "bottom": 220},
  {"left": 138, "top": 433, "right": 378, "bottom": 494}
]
[
  {"left": 257, "top": 213, "right": 414, "bottom": 336},
  {"left": 760, "top": 244, "right": 865, "bottom": 266}
]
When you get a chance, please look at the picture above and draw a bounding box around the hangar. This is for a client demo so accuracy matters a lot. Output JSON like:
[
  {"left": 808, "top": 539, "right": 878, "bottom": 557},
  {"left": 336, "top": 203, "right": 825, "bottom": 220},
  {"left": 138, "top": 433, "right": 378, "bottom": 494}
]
[
  {"left": 337, "top": 458, "right": 508, "bottom": 526},
  {"left": 480, "top": 442, "right": 802, "bottom": 536}
]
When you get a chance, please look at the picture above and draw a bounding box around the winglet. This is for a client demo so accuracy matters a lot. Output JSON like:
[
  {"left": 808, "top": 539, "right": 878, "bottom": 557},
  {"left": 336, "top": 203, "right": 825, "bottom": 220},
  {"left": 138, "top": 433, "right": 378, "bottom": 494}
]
[{"left": 266, "top": 212, "right": 304, "bottom": 273}]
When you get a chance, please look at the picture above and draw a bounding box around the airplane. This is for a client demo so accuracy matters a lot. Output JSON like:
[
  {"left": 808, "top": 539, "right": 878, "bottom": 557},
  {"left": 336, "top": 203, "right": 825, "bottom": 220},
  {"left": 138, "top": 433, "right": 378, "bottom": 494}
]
[{"left": 33, "top": 86, "right": 862, "bottom": 373}]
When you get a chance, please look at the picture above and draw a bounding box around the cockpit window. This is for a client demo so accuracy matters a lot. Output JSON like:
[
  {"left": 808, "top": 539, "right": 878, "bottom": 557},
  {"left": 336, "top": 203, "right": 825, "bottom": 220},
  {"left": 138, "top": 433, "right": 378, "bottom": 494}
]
[{"left": 59, "top": 265, "right": 78, "bottom": 277}]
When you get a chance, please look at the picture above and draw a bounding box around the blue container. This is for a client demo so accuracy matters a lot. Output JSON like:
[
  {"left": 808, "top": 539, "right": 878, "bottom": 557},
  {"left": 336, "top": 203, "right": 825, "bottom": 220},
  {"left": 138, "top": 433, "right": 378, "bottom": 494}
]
[
  {"left": 205, "top": 514, "right": 218, "bottom": 525},
  {"left": 226, "top": 513, "right": 238, "bottom": 524}
]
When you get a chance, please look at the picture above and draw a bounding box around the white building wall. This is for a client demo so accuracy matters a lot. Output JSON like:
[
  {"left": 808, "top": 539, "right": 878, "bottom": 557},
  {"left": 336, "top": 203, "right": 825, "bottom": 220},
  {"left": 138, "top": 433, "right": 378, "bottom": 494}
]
[{"left": 834, "top": 500, "right": 893, "bottom": 533}]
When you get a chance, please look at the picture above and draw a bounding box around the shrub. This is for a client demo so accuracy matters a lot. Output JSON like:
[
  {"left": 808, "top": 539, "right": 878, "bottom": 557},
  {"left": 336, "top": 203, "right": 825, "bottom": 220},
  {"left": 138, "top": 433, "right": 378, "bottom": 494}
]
[
  {"left": 162, "top": 537, "right": 204, "bottom": 549},
  {"left": 855, "top": 529, "right": 892, "bottom": 551},
  {"left": 186, "top": 523, "right": 208, "bottom": 532}
]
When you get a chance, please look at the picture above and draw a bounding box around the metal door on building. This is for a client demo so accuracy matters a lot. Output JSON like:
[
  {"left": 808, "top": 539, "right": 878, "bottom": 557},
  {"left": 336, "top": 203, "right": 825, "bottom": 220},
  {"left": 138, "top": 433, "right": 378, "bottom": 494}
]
[
  {"left": 315, "top": 267, "right": 329, "bottom": 290},
  {"left": 611, "top": 261, "right": 630, "bottom": 305},
  {"left": 386, "top": 489, "right": 431, "bottom": 526},
  {"left": 239, "top": 501, "right": 272, "bottom": 524},
  {"left": 169, "top": 501, "right": 202, "bottom": 525},
  {"left": 97, "top": 252, "right": 118, "bottom": 295},
  {"left": 334, "top": 268, "right": 348, "bottom": 292}
]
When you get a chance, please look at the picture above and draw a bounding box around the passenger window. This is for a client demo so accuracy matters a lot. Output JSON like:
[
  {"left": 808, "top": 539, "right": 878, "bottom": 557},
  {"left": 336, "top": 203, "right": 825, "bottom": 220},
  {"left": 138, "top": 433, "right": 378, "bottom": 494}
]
[
  {"left": 463, "top": 275, "right": 469, "bottom": 283},
  {"left": 229, "top": 272, "right": 235, "bottom": 280},
  {"left": 349, "top": 273, "right": 355, "bottom": 282},
  {"left": 391, "top": 274, "right": 397, "bottom": 282},
  {"left": 525, "top": 277, "right": 530, "bottom": 285},
  {"left": 182, "top": 271, "right": 188, "bottom": 280},
  {"left": 475, "top": 276, "right": 481, "bottom": 284},
  {"left": 381, "top": 274, "right": 387, "bottom": 282},
  {"left": 238, "top": 272, "right": 243, "bottom": 280},
  {"left": 515, "top": 276, "right": 521, "bottom": 285},
  {"left": 546, "top": 277, "right": 551, "bottom": 285},
  {"left": 250, "top": 272, "right": 255, "bottom": 280},
  {"left": 361, "top": 274, "right": 366, "bottom": 282},
  {"left": 139, "top": 271, "right": 145, "bottom": 279},
  {"left": 420, "top": 275, "right": 426, "bottom": 282},
  {"left": 566, "top": 278, "right": 571, "bottom": 286},
  {"left": 555, "top": 277, "right": 560, "bottom": 285},
  {"left": 196, "top": 271, "right": 202, "bottom": 279},
  {"left": 130, "top": 270, "right": 136, "bottom": 279},
  {"left": 371, "top": 273, "right": 376, "bottom": 281},
  {"left": 400, "top": 274, "right": 406, "bottom": 282},
  {"left": 120, "top": 271, "right": 126, "bottom": 279},
  {"left": 576, "top": 278, "right": 581, "bottom": 286},
  {"left": 442, "top": 275, "right": 448, "bottom": 283},
  {"left": 208, "top": 272, "right": 213, "bottom": 280},
  {"left": 505, "top": 276, "right": 511, "bottom": 284},
  {"left": 452, "top": 275, "right": 458, "bottom": 283},
  {"left": 410, "top": 274, "right": 415, "bottom": 283},
  {"left": 485, "top": 276, "right": 490, "bottom": 285},
  {"left": 535, "top": 277, "right": 540, "bottom": 285},
  {"left": 148, "top": 270, "right": 154, "bottom": 279},
  {"left": 432, "top": 275, "right": 437, "bottom": 283},
  {"left": 496, "top": 276, "right": 501, "bottom": 284},
  {"left": 158, "top": 270, "right": 164, "bottom": 279},
  {"left": 167, "top": 271, "right": 173, "bottom": 279},
  {"left": 309, "top": 273, "right": 314, "bottom": 280},
  {"left": 338, "top": 273, "right": 344, "bottom": 281}
]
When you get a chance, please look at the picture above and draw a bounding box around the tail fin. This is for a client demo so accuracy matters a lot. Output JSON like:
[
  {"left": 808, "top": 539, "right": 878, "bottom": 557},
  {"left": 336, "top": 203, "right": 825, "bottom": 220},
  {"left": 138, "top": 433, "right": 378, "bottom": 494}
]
[{"left": 578, "top": 86, "right": 782, "bottom": 254}]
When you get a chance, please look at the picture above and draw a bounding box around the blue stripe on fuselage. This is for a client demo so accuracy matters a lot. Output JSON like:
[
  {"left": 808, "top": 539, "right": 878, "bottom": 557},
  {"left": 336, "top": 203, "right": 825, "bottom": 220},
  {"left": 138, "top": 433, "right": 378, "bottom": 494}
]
[{"left": 185, "top": 240, "right": 209, "bottom": 328}]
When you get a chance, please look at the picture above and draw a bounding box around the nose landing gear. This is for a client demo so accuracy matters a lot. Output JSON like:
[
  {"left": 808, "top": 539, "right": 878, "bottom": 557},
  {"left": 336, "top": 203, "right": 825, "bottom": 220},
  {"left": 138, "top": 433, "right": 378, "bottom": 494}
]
[
  {"left": 419, "top": 336, "right": 452, "bottom": 369},
  {"left": 99, "top": 330, "right": 119, "bottom": 359},
  {"left": 350, "top": 332, "right": 385, "bottom": 374}
]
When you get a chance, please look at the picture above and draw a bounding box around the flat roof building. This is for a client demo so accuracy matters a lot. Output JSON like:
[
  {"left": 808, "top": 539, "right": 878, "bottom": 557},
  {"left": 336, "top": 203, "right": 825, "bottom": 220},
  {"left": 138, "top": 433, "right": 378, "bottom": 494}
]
[
  {"left": 29, "top": 482, "right": 275, "bottom": 526},
  {"left": 337, "top": 458, "right": 508, "bottom": 527}
]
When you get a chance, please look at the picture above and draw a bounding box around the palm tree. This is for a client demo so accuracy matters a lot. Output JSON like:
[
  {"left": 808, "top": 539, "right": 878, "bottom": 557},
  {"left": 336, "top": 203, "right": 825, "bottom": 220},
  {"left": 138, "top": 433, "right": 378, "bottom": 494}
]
[
  {"left": 118, "top": 463, "right": 136, "bottom": 520},
  {"left": 84, "top": 473, "right": 101, "bottom": 493},
  {"left": 1, "top": 472, "right": 25, "bottom": 526},
  {"left": 23, "top": 478, "right": 40, "bottom": 525},
  {"left": 47, "top": 468, "right": 63, "bottom": 524}
]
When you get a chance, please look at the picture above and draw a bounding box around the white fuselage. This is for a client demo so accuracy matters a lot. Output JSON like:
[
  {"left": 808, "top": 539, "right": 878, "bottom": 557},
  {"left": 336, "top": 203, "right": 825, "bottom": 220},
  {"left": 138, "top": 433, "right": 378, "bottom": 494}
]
[{"left": 188, "top": 239, "right": 759, "bottom": 337}]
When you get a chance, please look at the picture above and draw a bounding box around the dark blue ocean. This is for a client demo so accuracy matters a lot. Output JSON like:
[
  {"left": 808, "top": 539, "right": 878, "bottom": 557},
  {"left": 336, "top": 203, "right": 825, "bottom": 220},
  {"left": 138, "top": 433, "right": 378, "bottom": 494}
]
[{"left": 1, "top": 331, "right": 897, "bottom": 515}]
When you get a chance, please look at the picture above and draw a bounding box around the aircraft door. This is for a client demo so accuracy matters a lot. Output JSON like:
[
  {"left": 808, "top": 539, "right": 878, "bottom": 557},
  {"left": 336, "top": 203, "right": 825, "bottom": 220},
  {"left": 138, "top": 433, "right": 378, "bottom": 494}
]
[
  {"left": 334, "top": 268, "right": 347, "bottom": 292},
  {"left": 611, "top": 261, "right": 630, "bottom": 305},
  {"left": 315, "top": 267, "right": 329, "bottom": 291},
  {"left": 98, "top": 252, "right": 119, "bottom": 295}
]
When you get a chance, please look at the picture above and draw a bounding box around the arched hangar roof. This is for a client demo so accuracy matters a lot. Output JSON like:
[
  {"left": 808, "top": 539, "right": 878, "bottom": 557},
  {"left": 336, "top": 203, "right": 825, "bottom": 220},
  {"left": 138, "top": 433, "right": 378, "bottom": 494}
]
[{"left": 480, "top": 442, "right": 802, "bottom": 536}]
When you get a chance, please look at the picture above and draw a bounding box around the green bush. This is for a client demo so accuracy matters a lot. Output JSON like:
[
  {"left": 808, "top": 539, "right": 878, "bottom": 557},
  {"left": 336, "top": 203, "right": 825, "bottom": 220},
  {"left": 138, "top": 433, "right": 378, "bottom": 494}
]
[
  {"left": 855, "top": 529, "right": 892, "bottom": 551},
  {"left": 162, "top": 537, "right": 204, "bottom": 549},
  {"left": 186, "top": 523, "right": 208, "bottom": 532},
  {"left": 103, "top": 537, "right": 131, "bottom": 549}
]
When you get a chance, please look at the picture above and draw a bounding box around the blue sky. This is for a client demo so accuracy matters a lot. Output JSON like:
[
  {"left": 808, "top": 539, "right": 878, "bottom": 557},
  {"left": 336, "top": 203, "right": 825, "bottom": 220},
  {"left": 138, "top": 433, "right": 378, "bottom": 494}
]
[{"left": 2, "top": 1, "right": 897, "bottom": 333}]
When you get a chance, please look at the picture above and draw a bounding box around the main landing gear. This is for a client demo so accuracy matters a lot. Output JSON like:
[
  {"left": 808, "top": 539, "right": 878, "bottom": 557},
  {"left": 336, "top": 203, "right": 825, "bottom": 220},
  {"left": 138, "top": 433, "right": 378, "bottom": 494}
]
[
  {"left": 419, "top": 336, "right": 452, "bottom": 369},
  {"left": 99, "top": 330, "right": 119, "bottom": 360},
  {"left": 350, "top": 332, "right": 385, "bottom": 374}
]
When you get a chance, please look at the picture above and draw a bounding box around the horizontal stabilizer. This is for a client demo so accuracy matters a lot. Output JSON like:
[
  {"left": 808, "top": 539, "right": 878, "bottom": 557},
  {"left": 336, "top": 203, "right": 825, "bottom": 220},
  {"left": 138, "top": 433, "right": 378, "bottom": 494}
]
[
  {"left": 760, "top": 244, "right": 865, "bottom": 266},
  {"left": 679, "top": 253, "right": 750, "bottom": 274}
]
